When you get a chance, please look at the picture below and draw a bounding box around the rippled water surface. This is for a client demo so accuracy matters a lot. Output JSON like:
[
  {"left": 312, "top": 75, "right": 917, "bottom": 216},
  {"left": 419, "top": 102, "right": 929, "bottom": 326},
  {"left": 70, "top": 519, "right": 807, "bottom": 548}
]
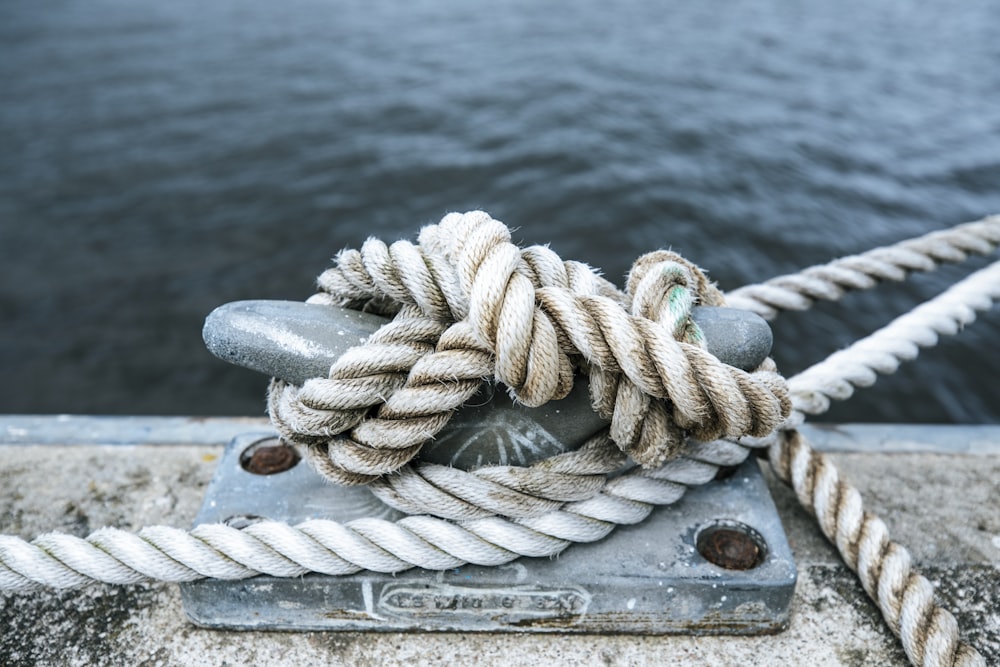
[{"left": 2, "top": 0, "right": 999, "bottom": 423}]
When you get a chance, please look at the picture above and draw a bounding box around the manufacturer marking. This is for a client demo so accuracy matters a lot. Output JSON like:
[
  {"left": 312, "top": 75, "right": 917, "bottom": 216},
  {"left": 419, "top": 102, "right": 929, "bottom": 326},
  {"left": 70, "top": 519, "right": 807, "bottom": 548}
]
[{"left": 377, "top": 583, "right": 591, "bottom": 622}]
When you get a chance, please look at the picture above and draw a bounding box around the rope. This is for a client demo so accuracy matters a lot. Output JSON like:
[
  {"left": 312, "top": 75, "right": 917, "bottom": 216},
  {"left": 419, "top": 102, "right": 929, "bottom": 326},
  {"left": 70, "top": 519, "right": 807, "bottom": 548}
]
[
  {"left": 365, "top": 254, "right": 1000, "bottom": 522},
  {"left": 726, "top": 215, "right": 1000, "bottom": 320},
  {"left": 788, "top": 259, "right": 1000, "bottom": 421},
  {"left": 769, "top": 430, "right": 986, "bottom": 667},
  {"left": 269, "top": 211, "right": 789, "bottom": 483},
  {"left": 0, "top": 433, "right": 753, "bottom": 592},
  {"left": 2, "top": 215, "right": 997, "bottom": 666}
]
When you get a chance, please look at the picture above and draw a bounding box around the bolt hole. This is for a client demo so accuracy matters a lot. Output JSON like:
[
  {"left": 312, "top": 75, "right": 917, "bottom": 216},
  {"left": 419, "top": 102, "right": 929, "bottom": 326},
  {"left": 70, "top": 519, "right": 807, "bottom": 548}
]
[
  {"left": 696, "top": 520, "right": 767, "bottom": 570},
  {"left": 240, "top": 438, "right": 300, "bottom": 475}
]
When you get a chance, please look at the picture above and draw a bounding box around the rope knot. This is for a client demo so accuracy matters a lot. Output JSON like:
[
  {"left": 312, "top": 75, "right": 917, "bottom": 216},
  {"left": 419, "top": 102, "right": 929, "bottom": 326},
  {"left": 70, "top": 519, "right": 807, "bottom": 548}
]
[{"left": 270, "top": 211, "right": 791, "bottom": 483}]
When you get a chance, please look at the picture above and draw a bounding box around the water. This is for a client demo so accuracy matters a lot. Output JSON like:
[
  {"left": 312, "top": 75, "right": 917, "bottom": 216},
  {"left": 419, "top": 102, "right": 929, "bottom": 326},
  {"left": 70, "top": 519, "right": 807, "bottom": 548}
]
[{"left": 2, "top": 0, "right": 999, "bottom": 424}]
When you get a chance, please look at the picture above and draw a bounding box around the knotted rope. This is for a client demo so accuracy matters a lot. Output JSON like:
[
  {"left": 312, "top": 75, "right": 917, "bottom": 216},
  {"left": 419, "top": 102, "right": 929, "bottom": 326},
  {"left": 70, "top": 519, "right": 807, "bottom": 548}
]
[
  {"left": 3, "top": 213, "right": 999, "bottom": 667},
  {"left": 270, "top": 211, "right": 789, "bottom": 484}
]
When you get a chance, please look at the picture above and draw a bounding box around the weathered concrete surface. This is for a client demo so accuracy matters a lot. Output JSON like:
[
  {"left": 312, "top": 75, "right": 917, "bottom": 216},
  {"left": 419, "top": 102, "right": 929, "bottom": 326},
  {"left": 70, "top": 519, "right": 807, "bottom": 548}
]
[{"left": 1, "top": 419, "right": 998, "bottom": 666}]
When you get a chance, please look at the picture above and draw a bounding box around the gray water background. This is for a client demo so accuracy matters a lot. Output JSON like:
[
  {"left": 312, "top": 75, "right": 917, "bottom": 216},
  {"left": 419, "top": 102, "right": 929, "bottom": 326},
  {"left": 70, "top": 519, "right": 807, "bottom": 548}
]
[{"left": 2, "top": 0, "right": 999, "bottom": 424}]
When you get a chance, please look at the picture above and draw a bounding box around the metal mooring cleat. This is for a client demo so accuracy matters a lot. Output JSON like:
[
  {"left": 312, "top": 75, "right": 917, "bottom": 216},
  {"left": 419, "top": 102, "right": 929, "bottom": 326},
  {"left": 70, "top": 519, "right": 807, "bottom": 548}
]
[{"left": 182, "top": 300, "right": 796, "bottom": 633}]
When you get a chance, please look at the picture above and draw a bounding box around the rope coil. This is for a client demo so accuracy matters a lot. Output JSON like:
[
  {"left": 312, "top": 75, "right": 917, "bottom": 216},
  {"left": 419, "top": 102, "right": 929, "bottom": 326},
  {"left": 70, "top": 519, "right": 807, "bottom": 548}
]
[{"left": 271, "top": 211, "right": 790, "bottom": 484}]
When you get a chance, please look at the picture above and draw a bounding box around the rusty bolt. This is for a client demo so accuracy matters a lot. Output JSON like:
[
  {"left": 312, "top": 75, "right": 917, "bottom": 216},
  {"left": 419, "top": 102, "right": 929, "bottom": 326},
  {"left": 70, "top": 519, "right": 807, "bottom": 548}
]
[
  {"left": 240, "top": 439, "right": 300, "bottom": 475},
  {"left": 696, "top": 524, "right": 764, "bottom": 570}
]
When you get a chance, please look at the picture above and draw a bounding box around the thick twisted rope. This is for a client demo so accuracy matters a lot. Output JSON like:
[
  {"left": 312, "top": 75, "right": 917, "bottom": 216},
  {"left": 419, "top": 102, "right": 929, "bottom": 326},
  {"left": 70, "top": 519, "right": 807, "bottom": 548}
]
[
  {"left": 2, "top": 216, "right": 996, "bottom": 666},
  {"left": 788, "top": 258, "right": 1000, "bottom": 421},
  {"left": 0, "top": 433, "right": 752, "bottom": 593},
  {"left": 769, "top": 430, "right": 986, "bottom": 667},
  {"left": 270, "top": 211, "right": 789, "bottom": 483},
  {"left": 306, "top": 239, "right": 995, "bottom": 667},
  {"left": 359, "top": 258, "right": 1000, "bottom": 523},
  {"left": 726, "top": 215, "right": 1000, "bottom": 319},
  {"left": 2, "top": 437, "right": 984, "bottom": 666}
]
